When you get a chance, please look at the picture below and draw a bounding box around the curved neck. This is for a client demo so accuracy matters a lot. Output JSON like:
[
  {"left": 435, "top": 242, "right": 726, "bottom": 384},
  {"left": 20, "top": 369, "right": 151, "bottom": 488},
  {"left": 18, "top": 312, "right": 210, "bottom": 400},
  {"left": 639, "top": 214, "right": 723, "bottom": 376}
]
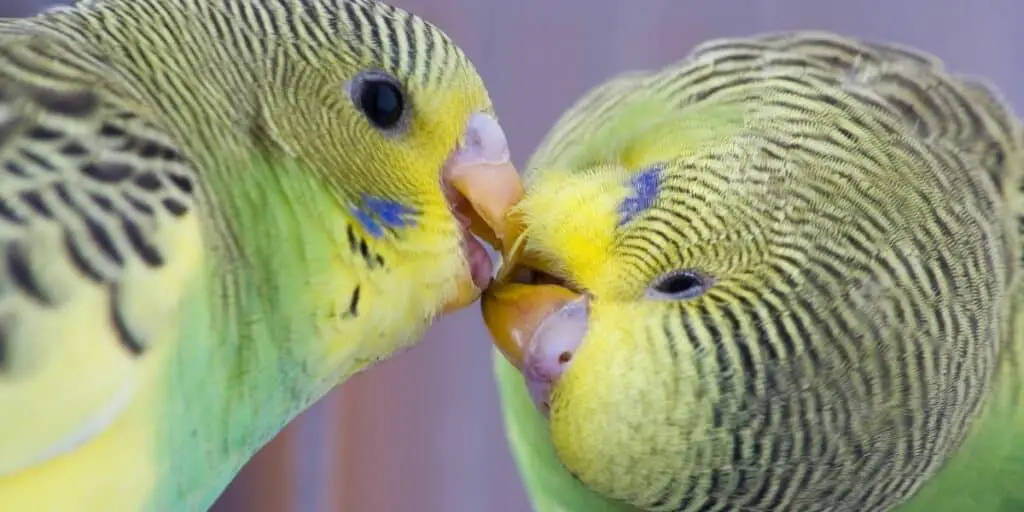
[{"left": 148, "top": 156, "right": 367, "bottom": 509}]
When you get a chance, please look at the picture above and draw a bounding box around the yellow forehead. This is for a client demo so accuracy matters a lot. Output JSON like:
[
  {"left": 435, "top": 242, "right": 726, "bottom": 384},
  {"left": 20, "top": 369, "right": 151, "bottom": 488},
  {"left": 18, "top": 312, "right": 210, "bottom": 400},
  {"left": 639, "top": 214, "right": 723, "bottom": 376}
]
[{"left": 518, "top": 166, "right": 640, "bottom": 292}]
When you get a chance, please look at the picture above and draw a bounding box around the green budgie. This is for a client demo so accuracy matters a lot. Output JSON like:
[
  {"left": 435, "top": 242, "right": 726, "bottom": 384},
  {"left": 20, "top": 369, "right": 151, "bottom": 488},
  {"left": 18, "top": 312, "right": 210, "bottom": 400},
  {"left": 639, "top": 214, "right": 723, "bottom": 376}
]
[
  {"left": 482, "top": 31, "right": 1024, "bottom": 512},
  {"left": 0, "top": 0, "right": 523, "bottom": 509}
]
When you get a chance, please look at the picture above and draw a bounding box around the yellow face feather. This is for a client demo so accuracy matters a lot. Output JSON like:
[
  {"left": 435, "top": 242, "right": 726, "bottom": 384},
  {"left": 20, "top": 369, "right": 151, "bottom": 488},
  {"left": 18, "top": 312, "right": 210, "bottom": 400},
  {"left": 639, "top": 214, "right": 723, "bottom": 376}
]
[{"left": 515, "top": 167, "right": 627, "bottom": 293}]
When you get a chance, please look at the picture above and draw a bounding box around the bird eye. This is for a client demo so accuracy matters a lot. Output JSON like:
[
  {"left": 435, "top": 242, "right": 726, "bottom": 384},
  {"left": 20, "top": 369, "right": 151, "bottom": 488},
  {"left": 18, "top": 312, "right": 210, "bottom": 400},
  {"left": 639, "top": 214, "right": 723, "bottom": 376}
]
[
  {"left": 647, "top": 270, "right": 711, "bottom": 300},
  {"left": 349, "top": 70, "right": 407, "bottom": 131}
]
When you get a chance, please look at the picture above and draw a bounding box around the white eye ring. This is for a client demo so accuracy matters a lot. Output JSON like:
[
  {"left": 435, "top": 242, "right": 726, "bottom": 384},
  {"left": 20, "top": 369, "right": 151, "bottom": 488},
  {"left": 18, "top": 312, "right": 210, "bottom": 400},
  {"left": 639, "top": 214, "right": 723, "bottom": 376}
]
[{"left": 646, "top": 269, "right": 711, "bottom": 300}]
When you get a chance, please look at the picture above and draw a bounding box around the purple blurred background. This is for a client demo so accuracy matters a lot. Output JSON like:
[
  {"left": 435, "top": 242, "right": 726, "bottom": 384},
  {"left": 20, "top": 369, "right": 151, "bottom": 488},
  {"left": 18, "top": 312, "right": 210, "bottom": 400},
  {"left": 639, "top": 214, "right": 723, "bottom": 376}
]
[{"left": 4, "top": 0, "right": 1022, "bottom": 510}]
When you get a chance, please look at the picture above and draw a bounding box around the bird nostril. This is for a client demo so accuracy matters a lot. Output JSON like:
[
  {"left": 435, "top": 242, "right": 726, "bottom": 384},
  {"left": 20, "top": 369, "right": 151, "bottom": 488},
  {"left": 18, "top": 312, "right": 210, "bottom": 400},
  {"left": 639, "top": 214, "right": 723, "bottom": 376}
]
[{"left": 520, "top": 293, "right": 589, "bottom": 416}]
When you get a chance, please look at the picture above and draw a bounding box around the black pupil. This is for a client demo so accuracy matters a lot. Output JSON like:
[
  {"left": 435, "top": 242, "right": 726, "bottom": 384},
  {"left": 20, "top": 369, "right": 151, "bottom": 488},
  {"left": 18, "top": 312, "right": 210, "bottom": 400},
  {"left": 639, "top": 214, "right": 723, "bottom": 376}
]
[
  {"left": 655, "top": 272, "right": 704, "bottom": 297},
  {"left": 360, "top": 79, "right": 404, "bottom": 129}
]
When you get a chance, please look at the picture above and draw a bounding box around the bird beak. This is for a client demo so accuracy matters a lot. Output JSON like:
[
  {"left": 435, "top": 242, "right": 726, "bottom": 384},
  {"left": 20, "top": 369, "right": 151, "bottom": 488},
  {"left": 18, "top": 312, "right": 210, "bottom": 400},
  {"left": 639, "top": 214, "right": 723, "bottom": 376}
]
[
  {"left": 481, "top": 282, "right": 582, "bottom": 371},
  {"left": 441, "top": 113, "right": 524, "bottom": 314},
  {"left": 479, "top": 212, "right": 583, "bottom": 370}
]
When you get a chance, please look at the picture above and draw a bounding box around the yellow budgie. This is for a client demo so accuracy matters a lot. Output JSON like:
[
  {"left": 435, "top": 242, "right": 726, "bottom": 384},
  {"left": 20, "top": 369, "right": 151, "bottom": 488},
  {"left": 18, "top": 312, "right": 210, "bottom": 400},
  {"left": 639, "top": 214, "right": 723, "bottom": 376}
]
[
  {"left": 484, "top": 31, "right": 1024, "bottom": 512},
  {"left": 0, "top": 0, "right": 522, "bottom": 509}
]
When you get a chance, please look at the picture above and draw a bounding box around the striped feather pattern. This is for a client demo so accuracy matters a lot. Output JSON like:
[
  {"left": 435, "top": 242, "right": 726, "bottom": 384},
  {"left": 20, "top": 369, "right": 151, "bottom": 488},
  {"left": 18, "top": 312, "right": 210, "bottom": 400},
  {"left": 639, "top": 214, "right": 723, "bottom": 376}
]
[
  {"left": 0, "top": 0, "right": 485, "bottom": 485},
  {"left": 528, "top": 32, "right": 1024, "bottom": 512},
  {"left": 29, "top": 0, "right": 473, "bottom": 137}
]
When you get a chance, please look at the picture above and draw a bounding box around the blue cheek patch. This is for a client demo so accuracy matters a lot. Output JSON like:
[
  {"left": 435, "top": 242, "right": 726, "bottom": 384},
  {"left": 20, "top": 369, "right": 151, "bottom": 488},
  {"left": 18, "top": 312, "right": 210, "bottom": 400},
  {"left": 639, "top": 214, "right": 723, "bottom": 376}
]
[
  {"left": 351, "top": 194, "right": 420, "bottom": 239},
  {"left": 618, "top": 165, "right": 662, "bottom": 227}
]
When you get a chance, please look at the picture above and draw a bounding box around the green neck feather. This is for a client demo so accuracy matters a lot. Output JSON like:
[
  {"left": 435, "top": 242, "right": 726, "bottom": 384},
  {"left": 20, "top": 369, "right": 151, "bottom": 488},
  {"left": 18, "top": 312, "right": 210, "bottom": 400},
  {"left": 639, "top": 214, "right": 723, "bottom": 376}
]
[{"left": 151, "top": 153, "right": 362, "bottom": 509}]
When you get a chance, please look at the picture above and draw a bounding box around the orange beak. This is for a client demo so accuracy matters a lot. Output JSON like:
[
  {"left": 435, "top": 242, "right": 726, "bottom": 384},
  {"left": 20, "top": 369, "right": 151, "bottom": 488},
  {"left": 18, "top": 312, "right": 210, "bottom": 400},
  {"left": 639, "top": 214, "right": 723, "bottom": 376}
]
[
  {"left": 440, "top": 113, "right": 524, "bottom": 314},
  {"left": 481, "top": 282, "right": 582, "bottom": 370},
  {"left": 448, "top": 159, "right": 524, "bottom": 251},
  {"left": 477, "top": 206, "right": 583, "bottom": 369}
]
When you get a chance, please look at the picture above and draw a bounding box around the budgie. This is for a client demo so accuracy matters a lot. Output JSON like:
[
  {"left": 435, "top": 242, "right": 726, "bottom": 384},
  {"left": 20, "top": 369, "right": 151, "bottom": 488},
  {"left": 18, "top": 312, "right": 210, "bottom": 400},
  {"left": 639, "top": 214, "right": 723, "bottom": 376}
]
[
  {"left": 482, "top": 31, "right": 1024, "bottom": 512},
  {"left": 0, "top": 0, "right": 522, "bottom": 509}
]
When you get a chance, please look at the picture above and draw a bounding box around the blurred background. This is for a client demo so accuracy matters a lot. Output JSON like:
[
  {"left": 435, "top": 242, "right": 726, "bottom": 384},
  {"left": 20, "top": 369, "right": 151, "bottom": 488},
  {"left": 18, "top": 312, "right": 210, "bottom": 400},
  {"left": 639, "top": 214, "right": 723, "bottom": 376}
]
[{"left": 4, "top": 0, "right": 1023, "bottom": 510}]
